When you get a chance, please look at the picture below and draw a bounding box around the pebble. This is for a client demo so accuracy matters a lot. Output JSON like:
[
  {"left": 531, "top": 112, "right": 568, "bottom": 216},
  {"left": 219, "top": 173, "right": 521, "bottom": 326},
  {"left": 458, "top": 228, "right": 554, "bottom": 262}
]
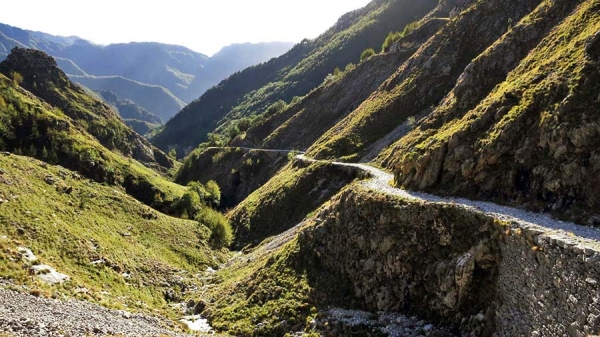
[{"left": 0, "top": 289, "right": 191, "bottom": 336}]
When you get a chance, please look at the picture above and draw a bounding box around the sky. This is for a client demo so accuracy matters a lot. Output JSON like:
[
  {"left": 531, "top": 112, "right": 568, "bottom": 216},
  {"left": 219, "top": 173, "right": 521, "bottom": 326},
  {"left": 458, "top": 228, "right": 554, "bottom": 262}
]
[{"left": 0, "top": 0, "right": 372, "bottom": 56}]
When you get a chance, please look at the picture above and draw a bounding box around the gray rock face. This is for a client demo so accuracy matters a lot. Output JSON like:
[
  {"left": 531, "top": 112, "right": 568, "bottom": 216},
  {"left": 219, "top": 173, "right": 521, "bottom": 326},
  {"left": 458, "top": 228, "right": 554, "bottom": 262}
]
[{"left": 299, "top": 185, "right": 600, "bottom": 336}]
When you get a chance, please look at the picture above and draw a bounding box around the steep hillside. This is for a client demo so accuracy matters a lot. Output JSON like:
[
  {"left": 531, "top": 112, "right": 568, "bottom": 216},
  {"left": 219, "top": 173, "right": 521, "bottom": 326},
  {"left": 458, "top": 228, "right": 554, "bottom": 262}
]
[
  {"left": 0, "top": 48, "right": 185, "bottom": 211},
  {"left": 151, "top": 0, "right": 438, "bottom": 155},
  {"left": 227, "top": 160, "right": 357, "bottom": 248},
  {"left": 233, "top": 11, "right": 451, "bottom": 152},
  {"left": 306, "top": 0, "right": 541, "bottom": 160},
  {"left": 380, "top": 0, "right": 600, "bottom": 224},
  {"left": 0, "top": 153, "right": 224, "bottom": 318}
]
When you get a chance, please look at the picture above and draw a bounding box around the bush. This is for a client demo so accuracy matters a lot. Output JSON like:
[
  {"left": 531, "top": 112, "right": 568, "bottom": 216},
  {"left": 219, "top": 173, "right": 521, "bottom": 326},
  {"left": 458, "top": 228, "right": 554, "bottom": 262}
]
[
  {"left": 382, "top": 31, "right": 403, "bottom": 52},
  {"left": 205, "top": 180, "right": 221, "bottom": 207},
  {"left": 407, "top": 116, "right": 417, "bottom": 128},
  {"left": 198, "top": 208, "right": 233, "bottom": 248},
  {"left": 178, "top": 190, "right": 201, "bottom": 218},
  {"left": 381, "top": 21, "right": 422, "bottom": 52},
  {"left": 360, "top": 48, "right": 376, "bottom": 62}
]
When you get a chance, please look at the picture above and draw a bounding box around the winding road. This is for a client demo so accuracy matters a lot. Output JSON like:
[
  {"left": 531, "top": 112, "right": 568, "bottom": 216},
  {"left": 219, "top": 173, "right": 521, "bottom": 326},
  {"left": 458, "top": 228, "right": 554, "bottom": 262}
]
[{"left": 228, "top": 147, "right": 600, "bottom": 249}]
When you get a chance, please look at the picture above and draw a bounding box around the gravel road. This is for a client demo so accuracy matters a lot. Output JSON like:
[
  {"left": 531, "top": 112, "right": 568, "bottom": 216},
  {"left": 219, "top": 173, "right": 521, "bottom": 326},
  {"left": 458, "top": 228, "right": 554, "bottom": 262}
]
[{"left": 297, "top": 154, "right": 600, "bottom": 249}]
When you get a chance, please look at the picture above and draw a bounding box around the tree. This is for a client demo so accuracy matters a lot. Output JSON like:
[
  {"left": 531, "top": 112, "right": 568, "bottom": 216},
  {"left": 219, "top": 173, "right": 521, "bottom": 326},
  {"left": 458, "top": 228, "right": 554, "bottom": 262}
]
[
  {"left": 178, "top": 190, "right": 201, "bottom": 218},
  {"left": 360, "top": 48, "right": 376, "bottom": 62}
]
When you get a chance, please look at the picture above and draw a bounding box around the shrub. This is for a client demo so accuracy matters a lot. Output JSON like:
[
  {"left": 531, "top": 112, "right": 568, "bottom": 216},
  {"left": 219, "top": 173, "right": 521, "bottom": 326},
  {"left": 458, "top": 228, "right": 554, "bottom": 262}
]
[
  {"left": 407, "top": 116, "right": 417, "bottom": 128},
  {"left": 205, "top": 180, "right": 221, "bottom": 207},
  {"left": 178, "top": 190, "right": 201, "bottom": 218},
  {"left": 382, "top": 31, "right": 403, "bottom": 52},
  {"left": 287, "top": 150, "right": 299, "bottom": 161},
  {"left": 198, "top": 208, "right": 233, "bottom": 248},
  {"left": 360, "top": 48, "right": 376, "bottom": 62}
]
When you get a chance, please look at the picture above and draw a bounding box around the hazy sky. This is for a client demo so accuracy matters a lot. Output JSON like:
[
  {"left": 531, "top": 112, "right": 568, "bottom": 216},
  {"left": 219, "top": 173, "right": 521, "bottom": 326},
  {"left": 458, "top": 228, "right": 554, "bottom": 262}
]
[{"left": 0, "top": 0, "right": 372, "bottom": 56}]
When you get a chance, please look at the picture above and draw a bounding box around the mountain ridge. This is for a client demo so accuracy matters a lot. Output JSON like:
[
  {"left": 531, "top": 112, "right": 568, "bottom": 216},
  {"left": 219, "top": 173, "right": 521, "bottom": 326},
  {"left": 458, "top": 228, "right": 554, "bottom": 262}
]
[{"left": 0, "top": 22, "right": 294, "bottom": 120}]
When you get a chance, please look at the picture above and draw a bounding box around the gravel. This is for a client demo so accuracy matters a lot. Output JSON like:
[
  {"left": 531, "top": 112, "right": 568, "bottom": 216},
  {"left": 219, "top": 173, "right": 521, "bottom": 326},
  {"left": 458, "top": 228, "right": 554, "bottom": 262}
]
[
  {"left": 0, "top": 288, "right": 193, "bottom": 336},
  {"left": 297, "top": 154, "right": 600, "bottom": 250}
]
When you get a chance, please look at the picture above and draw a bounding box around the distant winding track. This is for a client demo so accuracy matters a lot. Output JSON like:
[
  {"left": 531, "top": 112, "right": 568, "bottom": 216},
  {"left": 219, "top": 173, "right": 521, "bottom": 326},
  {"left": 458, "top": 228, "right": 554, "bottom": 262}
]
[{"left": 219, "top": 147, "right": 600, "bottom": 248}]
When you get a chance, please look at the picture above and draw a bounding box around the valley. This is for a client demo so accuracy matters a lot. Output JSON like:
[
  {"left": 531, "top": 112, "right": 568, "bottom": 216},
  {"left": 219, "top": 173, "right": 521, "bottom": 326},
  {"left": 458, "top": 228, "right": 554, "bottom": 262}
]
[{"left": 1, "top": 0, "right": 600, "bottom": 335}]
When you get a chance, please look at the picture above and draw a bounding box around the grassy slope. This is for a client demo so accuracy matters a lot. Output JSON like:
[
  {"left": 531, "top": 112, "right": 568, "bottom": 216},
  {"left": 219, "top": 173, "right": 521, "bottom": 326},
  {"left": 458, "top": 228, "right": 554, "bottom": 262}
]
[
  {"left": 195, "top": 235, "right": 357, "bottom": 336},
  {"left": 238, "top": 52, "right": 413, "bottom": 151},
  {"left": 0, "top": 153, "right": 225, "bottom": 315},
  {"left": 306, "top": 0, "right": 541, "bottom": 160},
  {"left": 0, "top": 73, "right": 185, "bottom": 210},
  {"left": 382, "top": 0, "right": 600, "bottom": 224},
  {"left": 238, "top": 15, "right": 450, "bottom": 153},
  {"left": 228, "top": 160, "right": 358, "bottom": 249},
  {"left": 151, "top": 0, "right": 438, "bottom": 154}
]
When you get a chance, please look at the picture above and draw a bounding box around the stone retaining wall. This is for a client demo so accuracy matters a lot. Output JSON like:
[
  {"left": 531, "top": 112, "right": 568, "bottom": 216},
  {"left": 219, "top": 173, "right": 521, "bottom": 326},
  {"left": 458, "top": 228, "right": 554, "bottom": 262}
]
[{"left": 299, "top": 185, "right": 600, "bottom": 336}]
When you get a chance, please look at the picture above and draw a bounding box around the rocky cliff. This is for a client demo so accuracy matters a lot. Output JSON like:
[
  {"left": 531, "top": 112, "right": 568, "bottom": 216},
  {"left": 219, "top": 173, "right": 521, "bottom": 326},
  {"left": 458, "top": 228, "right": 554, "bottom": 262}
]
[{"left": 382, "top": 0, "right": 600, "bottom": 225}]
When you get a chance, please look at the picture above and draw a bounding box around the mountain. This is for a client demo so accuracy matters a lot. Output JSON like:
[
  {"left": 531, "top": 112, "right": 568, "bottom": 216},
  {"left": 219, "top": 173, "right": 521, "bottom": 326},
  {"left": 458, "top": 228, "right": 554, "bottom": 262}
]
[
  {"left": 168, "top": 0, "right": 600, "bottom": 335},
  {"left": 0, "top": 47, "right": 184, "bottom": 209},
  {"left": 180, "top": 42, "right": 296, "bottom": 103},
  {"left": 97, "top": 90, "right": 162, "bottom": 135},
  {"left": 3, "top": 0, "right": 600, "bottom": 336},
  {"left": 68, "top": 74, "right": 186, "bottom": 121},
  {"left": 0, "top": 23, "right": 294, "bottom": 120},
  {"left": 151, "top": 0, "right": 438, "bottom": 155}
]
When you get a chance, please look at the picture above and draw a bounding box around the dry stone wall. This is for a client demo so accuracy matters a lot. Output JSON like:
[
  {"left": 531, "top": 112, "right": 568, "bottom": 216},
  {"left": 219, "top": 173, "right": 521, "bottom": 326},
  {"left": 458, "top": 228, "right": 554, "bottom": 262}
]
[{"left": 299, "top": 185, "right": 600, "bottom": 336}]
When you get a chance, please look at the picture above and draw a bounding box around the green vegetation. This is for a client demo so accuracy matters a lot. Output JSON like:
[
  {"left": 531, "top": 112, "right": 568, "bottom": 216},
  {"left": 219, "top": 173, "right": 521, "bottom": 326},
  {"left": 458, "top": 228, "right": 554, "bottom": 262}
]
[
  {"left": 0, "top": 73, "right": 184, "bottom": 210},
  {"left": 360, "top": 48, "right": 376, "bottom": 62},
  {"left": 0, "top": 49, "right": 188, "bottom": 212},
  {"left": 306, "top": 0, "right": 539, "bottom": 160},
  {"left": 380, "top": 0, "right": 600, "bottom": 224},
  {"left": 194, "top": 236, "right": 357, "bottom": 336},
  {"left": 198, "top": 207, "right": 233, "bottom": 248},
  {"left": 0, "top": 153, "right": 226, "bottom": 315},
  {"left": 229, "top": 161, "right": 357, "bottom": 248},
  {"left": 381, "top": 20, "right": 422, "bottom": 52}
]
